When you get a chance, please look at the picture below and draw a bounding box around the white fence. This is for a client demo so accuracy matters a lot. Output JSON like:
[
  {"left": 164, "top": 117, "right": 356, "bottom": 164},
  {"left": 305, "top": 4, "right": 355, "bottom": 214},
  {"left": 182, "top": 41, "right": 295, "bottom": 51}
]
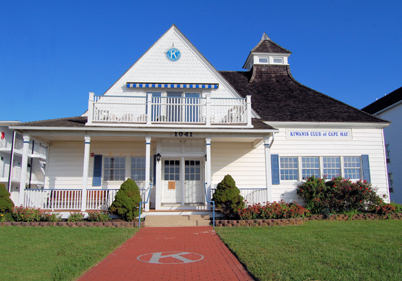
[
  {"left": 24, "top": 189, "right": 147, "bottom": 211},
  {"left": 211, "top": 188, "right": 268, "bottom": 206},
  {"left": 90, "top": 94, "right": 250, "bottom": 126}
]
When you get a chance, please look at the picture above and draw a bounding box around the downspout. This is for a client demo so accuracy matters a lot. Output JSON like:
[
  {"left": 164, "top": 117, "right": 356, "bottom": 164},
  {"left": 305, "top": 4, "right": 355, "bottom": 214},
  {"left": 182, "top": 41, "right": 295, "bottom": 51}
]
[
  {"left": 7, "top": 131, "right": 16, "bottom": 193},
  {"left": 29, "top": 141, "right": 34, "bottom": 189}
]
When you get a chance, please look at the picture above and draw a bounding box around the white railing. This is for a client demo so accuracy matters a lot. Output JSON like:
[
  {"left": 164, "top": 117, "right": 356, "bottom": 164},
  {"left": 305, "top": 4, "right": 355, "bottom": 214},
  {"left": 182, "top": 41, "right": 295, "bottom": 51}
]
[
  {"left": 24, "top": 188, "right": 146, "bottom": 211},
  {"left": 88, "top": 93, "right": 251, "bottom": 126},
  {"left": 0, "top": 139, "right": 9, "bottom": 149},
  {"left": 211, "top": 188, "right": 268, "bottom": 206},
  {"left": 210, "top": 98, "right": 247, "bottom": 124},
  {"left": 92, "top": 95, "right": 147, "bottom": 123},
  {"left": 150, "top": 96, "right": 206, "bottom": 123}
]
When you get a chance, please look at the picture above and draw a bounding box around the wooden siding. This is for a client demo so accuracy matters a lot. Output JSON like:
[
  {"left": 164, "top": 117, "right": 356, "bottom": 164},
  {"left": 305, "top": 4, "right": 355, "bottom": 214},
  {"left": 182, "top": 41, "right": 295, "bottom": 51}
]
[
  {"left": 270, "top": 128, "right": 389, "bottom": 203},
  {"left": 211, "top": 142, "right": 266, "bottom": 189}
]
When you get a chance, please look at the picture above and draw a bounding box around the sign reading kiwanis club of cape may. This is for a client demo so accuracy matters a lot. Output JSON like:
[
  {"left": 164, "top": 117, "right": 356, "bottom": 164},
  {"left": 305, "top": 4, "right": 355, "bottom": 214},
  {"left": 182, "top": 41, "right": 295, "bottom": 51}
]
[{"left": 286, "top": 129, "right": 352, "bottom": 140}]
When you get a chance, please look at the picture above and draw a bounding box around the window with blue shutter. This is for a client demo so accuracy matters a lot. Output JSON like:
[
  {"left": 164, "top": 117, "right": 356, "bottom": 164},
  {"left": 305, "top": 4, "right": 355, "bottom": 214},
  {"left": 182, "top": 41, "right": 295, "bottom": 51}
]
[
  {"left": 361, "top": 155, "right": 371, "bottom": 183},
  {"left": 93, "top": 155, "right": 102, "bottom": 186},
  {"left": 271, "top": 154, "right": 280, "bottom": 185}
]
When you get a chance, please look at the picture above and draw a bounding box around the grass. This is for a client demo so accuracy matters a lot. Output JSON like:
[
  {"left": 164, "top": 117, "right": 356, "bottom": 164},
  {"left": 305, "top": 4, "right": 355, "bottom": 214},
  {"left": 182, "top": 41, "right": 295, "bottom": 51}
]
[
  {"left": 0, "top": 227, "right": 138, "bottom": 281},
  {"left": 216, "top": 220, "right": 402, "bottom": 281}
]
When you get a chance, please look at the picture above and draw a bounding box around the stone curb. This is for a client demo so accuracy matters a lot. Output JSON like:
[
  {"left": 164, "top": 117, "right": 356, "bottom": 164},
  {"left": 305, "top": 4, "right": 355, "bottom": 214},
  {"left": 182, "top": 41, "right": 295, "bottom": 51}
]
[
  {"left": 215, "top": 213, "right": 402, "bottom": 227},
  {"left": 0, "top": 221, "right": 144, "bottom": 227}
]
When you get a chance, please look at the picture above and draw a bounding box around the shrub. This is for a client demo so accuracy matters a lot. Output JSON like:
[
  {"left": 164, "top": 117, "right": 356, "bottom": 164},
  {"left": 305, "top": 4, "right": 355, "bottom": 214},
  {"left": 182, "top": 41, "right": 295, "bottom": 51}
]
[
  {"left": 87, "top": 211, "right": 110, "bottom": 222},
  {"left": 297, "top": 176, "right": 384, "bottom": 215},
  {"left": 238, "top": 200, "right": 309, "bottom": 220},
  {"left": 108, "top": 178, "right": 142, "bottom": 221},
  {"left": 212, "top": 175, "right": 245, "bottom": 218},
  {"left": 42, "top": 212, "right": 62, "bottom": 222},
  {"left": 13, "top": 206, "right": 42, "bottom": 222},
  {"left": 0, "top": 183, "right": 14, "bottom": 213},
  {"left": 67, "top": 212, "right": 84, "bottom": 222}
]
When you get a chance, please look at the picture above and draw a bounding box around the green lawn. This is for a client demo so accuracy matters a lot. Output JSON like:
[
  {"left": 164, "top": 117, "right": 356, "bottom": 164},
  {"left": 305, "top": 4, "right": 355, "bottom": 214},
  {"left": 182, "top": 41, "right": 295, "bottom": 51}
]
[
  {"left": 216, "top": 220, "right": 402, "bottom": 281},
  {"left": 0, "top": 227, "right": 138, "bottom": 281}
]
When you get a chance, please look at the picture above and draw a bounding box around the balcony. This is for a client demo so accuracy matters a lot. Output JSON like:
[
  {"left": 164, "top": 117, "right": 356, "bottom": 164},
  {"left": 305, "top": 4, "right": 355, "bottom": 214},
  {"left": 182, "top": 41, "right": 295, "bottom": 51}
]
[{"left": 86, "top": 93, "right": 252, "bottom": 127}]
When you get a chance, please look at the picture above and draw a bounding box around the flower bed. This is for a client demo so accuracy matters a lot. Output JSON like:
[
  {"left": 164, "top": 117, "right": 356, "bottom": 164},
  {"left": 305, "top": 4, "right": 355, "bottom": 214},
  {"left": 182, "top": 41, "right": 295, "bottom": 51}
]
[
  {"left": 0, "top": 221, "right": 144, "bottom": 227},
  {"left": 238, "top": 200, "right": 309, "bottom": 220}
]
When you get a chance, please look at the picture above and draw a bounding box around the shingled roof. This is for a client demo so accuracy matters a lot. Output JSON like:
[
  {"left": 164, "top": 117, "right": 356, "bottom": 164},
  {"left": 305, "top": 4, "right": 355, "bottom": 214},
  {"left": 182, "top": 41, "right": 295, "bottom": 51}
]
[
  {"left": 362, "top": 86, "right": 402, "bottom": 114},
  {"left": 251, "top": 33, "right": 292, "bottom": 54},
  {"left": 220, "top": 65, "right": 386, "bottom": 123}
]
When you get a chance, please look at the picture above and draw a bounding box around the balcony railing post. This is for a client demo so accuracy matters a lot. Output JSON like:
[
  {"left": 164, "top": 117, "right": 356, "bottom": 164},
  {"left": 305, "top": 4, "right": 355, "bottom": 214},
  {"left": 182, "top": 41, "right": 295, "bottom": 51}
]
[
  {"left": 146, "top": 93, "right": 152, "bottom": 125},
  {"left": 206, "top": 95, "right": 211, "bottom": 126},
  {"left": 87, "top": 92, "right": 94, "bottom": 125},
  {"left": 246, "top": 95, "right": 252, "bottom": 127}
]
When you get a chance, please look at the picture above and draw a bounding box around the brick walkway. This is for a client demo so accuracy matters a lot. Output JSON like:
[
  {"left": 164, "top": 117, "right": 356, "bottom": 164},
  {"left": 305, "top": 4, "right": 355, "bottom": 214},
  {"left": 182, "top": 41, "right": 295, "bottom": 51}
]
[{"left": 78, "top": 226, "right": 253, "bottom": 281}]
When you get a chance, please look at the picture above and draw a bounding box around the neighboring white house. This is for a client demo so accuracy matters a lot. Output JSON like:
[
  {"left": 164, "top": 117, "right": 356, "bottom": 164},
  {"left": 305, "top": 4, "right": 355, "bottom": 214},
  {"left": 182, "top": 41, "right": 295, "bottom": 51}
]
[
  {"left": 363, "top": 86, "right": 402, "bottom": 204},
  {"left": 8, "top": 25, "right": 390, "bottom": 215},
  {"left": 0, "top": 121, "right": 47, "bottom": 203}
]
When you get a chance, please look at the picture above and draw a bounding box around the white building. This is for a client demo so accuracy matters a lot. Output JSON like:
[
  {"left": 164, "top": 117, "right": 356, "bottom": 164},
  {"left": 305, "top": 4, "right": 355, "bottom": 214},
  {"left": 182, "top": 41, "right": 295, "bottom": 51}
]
[
  {"left": 363, "top": 86, "right": 402, "bottom": 203},
  {"left": 9, "top": 25, "right": 390, "bottom": 216},
  {"left": 0, "top": 121, "right": 47, "bottom": 203}
]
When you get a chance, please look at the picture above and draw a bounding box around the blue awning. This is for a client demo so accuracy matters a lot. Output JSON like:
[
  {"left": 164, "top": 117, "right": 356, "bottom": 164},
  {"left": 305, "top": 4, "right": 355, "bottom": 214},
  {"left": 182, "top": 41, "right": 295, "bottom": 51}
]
[{"left": 126, "top": 83, "right": 218, "bottom": 89}]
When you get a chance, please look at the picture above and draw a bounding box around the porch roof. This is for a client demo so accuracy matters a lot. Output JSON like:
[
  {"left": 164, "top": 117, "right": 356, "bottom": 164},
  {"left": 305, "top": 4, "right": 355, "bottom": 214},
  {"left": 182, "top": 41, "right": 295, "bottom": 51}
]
[{"left": 11, "top": 116, "right": 275, "bottom": 130}]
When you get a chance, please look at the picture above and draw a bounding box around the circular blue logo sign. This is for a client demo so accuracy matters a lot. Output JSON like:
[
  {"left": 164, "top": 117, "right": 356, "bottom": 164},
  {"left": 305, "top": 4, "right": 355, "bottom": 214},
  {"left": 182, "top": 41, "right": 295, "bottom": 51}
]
[{"left": 166, "top": 48, "right": 181, "bottom": 61}]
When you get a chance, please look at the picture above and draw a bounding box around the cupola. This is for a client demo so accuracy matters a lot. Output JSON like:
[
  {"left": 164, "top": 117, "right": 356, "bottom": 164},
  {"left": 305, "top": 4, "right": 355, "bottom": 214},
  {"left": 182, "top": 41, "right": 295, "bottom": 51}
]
[{"left": 243, "top": 33, "right": 292, "bottom": 70}]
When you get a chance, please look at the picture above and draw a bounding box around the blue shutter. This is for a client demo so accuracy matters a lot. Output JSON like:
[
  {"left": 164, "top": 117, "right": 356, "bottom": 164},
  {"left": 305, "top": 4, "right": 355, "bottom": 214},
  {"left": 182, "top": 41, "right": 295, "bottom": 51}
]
[
  {"left": 271, "top": 154, "right": 280, "bottom": 185},
  {"left": 361, "top": 155, "right": 371, "bottom": 183},
  {"left": 93, "top": 155, "right": 102, "bottom": 186}
]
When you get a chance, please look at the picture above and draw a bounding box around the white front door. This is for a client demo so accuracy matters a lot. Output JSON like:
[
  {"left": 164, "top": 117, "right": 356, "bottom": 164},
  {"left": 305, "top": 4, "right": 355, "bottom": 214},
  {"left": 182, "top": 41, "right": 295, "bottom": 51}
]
[
  {"left": 162, "top": 159, "right": 181, "bottom": 204},
  {"left": 184, "top": 160, "right": 203, "bottom": 204},
  {"left": 161, "top": 158, "right": 204, "bottom": 205}
]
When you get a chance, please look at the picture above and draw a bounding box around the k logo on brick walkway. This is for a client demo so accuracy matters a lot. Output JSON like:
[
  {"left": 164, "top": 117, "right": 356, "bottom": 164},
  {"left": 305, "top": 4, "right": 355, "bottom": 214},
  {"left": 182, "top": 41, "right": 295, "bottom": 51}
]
[{"left": 78, "top": 226, "right": 253, "bottom": 281}]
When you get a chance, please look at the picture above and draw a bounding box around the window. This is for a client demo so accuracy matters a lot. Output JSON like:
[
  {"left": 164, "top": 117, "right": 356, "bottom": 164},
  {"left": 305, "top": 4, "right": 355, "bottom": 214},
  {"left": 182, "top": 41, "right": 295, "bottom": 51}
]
[
  {"left": 343, "top": 157, "right": 361, "bottom": 179},
  {"left": 280, "top": 157, "right": 298, "bottom": 180},
  {"left": 185, "top": 160, "right": 201, "bottom": 181},
  {"left": 273, "top": 57, "right": 283, "bottom": 64},
  {"left": 302, "top": 157, "right": 320, "bottom": 179},
  {"left": 386, "top": 144, "right": 391, "bottom": 163},
  {"left": 323, "top": 157, "right": 340, "bottom": 178},
  {"left": 259, "top": 57, "right": 268, "bottom": 63},
  {"left": 104, "top": 157, "right": 125, "bottom": 181},
  {"left": 164, "top": 160, "right": 180, "bottom": 181},
  {"left": 131, "top": 157, "right": 145, "bottom": 181}
]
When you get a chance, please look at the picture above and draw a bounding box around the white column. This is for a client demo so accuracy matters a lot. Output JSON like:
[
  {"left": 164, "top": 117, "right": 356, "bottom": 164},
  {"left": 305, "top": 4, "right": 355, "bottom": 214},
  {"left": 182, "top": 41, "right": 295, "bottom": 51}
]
[
  {"left": 246, "top": 95, "right": 252, "bottom": 127},
  {"left": 155, "top": 142, "right": 162, "bottom": 210},
  {"left": 206, "top": 95, "right": 211, "bottom": 126},
  {"left": 18, "top": 134, "right": 30, "bottom": 206},
  {"left": 144, "top": 136, "right": 151, "bottom": 211},
  {"left": 87, "top": 92, "right": 94, "bottom": 125},
  {"left": 146, "top": 93, "right": 152, "bottom": 125},
  {"left": 81, "top": 136, "right": 91, "bottom": 211},
  {"left": 205, "top": 137, "right": 212, "bottom": 209},
  {"left": 264, "top": 135, "right": 273, "bottom": 203}
]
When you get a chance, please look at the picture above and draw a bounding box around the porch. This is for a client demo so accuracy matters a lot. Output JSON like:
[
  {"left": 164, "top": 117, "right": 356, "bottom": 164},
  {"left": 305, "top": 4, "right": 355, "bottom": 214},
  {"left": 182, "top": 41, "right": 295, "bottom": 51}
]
[
  {"left": 86, "top": 93, "right": 253, "bottom": 127},
  {"left": 22, "top": 187, "right": 268, "bottom": 212}
]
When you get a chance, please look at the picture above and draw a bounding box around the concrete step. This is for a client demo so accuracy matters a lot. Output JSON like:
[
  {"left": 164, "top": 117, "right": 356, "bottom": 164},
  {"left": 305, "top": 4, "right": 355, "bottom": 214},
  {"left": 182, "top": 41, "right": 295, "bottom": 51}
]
[{"left": 145, "top": 214, "right": 211, "bottom": 227}]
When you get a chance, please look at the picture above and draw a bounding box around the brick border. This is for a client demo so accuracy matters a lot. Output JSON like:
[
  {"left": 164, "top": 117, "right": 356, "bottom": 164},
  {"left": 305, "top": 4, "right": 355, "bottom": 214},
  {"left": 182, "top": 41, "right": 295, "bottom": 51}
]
[
  {"left": 0, "top": 221, "right": 144, "bottom": 228},
  {"left": 215, "top": 213, "right": 402, "bottom": 227}
]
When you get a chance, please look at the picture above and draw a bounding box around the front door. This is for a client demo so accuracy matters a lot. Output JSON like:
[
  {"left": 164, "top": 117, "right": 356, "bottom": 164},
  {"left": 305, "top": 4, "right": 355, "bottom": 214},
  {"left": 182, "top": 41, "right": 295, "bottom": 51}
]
[{"left": 161, "top": 158, "right": 204, "bottom": 205}]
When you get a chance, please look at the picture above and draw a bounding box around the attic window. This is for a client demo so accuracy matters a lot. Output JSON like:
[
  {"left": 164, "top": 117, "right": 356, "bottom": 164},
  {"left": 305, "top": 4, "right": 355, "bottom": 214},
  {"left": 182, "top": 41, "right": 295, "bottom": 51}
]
[
  {"left": 259, "top": 57, "right": 268, "bottom": 63},
  {"left": 273, "top": 57, "right": 284, "bottom": 64}
]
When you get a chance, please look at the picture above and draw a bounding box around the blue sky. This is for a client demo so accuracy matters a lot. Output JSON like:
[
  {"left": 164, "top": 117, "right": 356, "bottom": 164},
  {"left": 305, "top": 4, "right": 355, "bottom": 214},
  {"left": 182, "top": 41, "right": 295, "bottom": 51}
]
[{"left": 1, "top": 1, "right": 401, "bottom": 122}]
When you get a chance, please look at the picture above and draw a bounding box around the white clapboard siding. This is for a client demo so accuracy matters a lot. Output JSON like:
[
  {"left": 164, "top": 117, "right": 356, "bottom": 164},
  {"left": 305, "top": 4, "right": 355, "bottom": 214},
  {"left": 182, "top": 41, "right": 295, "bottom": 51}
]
[
  {"left": 211, "top": 142, "right": 266, "bottom": 189},
  {"left": 270, "top": 128, "right": 389, "bottom": 203}
]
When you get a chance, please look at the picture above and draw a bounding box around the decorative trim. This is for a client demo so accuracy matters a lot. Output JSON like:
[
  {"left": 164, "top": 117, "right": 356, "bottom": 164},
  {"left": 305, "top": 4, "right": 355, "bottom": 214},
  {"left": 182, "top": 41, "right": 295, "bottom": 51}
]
[
  {"left": 23, "top": 141, "right": 30, "bottom": 144},
  {"left": 127, "top": 83, "right": 218, "bottom": 89},
  {"left": 84, "top": 142, "right": 91, "bottom": 144},
  {"left": 145, "top": 142, "right": 151, "bottom": 145}
]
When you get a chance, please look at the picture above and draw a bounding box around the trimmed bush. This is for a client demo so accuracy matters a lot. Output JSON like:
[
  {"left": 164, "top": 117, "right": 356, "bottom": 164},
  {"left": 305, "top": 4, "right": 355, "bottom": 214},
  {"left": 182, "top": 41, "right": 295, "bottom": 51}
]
[
  {"left": 67, "top": 212, "right": 84, "bottom": 222},
  {"left": 297, "top": 176, "right": 385, "bottom": 215},
  {"left": 238, "top": 200, "right": 309, "bottom": 220},
  {"left": 0, "top": 183, "right": 14, "bottom": 213},
  {"left": 212, "top": 175, "right": 245, "bottom": 218},
  {"left": 87, "top": 211, "right": 111, "bottom": 222},
  {"left": 109, "top": 178, "right": 142, "bottom": 221}
]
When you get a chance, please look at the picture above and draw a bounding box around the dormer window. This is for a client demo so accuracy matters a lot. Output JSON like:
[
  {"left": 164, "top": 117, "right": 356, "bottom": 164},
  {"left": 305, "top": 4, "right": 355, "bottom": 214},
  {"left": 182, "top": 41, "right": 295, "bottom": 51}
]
[
  {"left": 273, "top": 57, "right": 284, "bottom": 64},
  {"left": 259, "top": 57, "right": 268, "bottom": 63}
]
